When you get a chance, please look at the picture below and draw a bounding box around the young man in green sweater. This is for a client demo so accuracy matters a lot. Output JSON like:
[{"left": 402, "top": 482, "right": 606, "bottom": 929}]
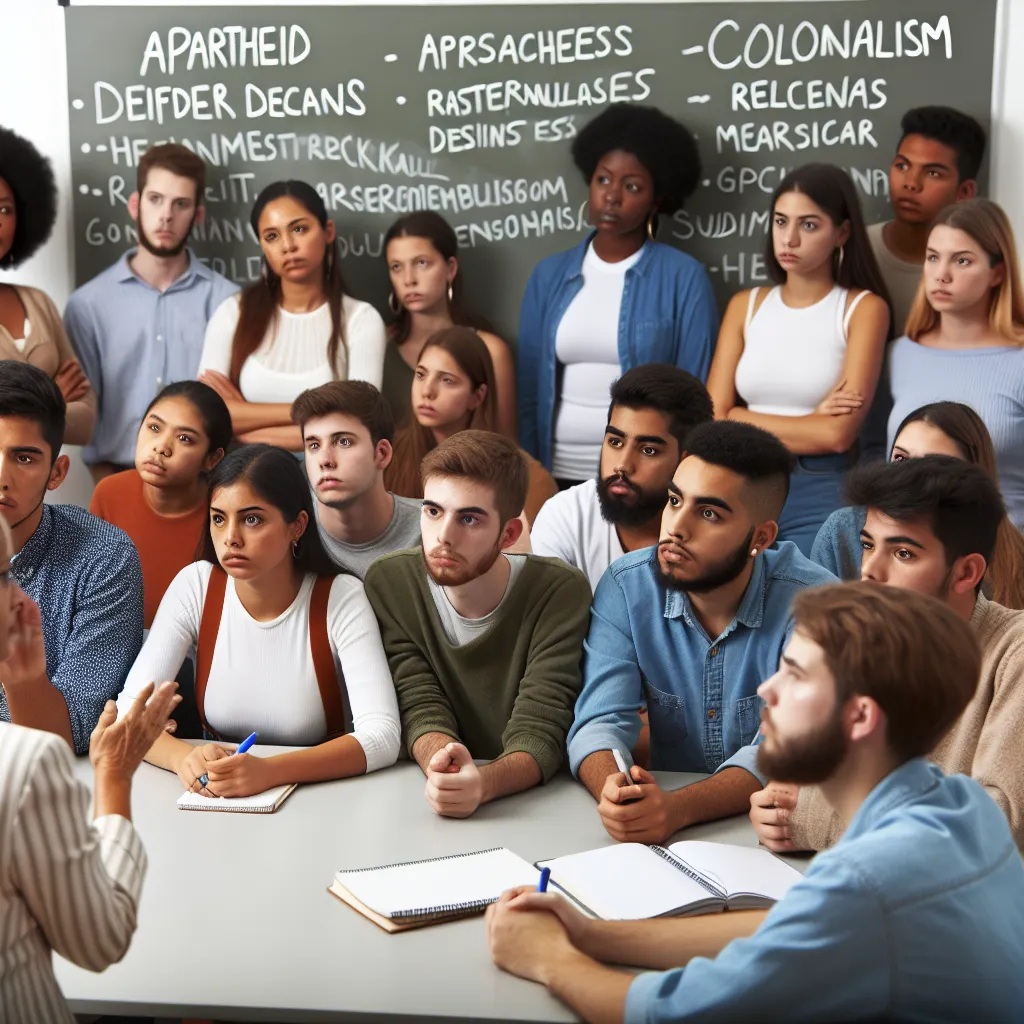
[{"left": 364, "top": 430, "right": 591, "bottom": 818}]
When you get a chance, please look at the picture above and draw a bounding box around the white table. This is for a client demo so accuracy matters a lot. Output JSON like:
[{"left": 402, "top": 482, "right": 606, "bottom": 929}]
[{"left": 57, "top": 753, "right": 806, "bottom": 1022}]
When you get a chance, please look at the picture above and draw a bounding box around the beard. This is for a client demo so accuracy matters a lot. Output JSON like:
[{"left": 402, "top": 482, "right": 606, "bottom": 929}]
[
  {"left": 596, "top": 470, "right": 666, "bottom": 528},
  {"left": 655, "top": 527, "right": 755, "bottom": 595},
  {"left": 422, "top": 536, "right": 503, "bottom": 587},
  {"left": 756, "top": 704, "right": 848, "bottom": 784},
  {"left": 137, "top": 215, "right": 195, "bottom": 259}
]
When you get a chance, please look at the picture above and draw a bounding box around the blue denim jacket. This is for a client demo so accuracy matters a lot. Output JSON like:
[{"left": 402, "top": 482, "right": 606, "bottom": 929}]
[
  {"left": 625, "top": 760, "right": 1024, "bottom": 1023},
  {"left": 567, "top": 543, "right": 835, "bottom": 775},
  {"left": 517, "top": 236, "right": 719, "bottom": 467}
]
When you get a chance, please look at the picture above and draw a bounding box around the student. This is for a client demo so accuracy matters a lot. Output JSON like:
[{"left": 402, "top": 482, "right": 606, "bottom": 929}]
[
  {"left": 567, "top": 421, "right": 835, "bottom": 845},
  {"left": 383, "top": 211, "right": 516, "bottom": 436},
  {"left": 0, "top": 127, "right": 95, "bottom": 445},
  {"left": 531, "top": 364, "right": 713, "bottom": 591},
  {"left": 706, "top": 163, "right": 891, "bottom": 555},
  {"left": 754, "top": 457, "right": 1024, "bottom": 852},
  {"left": 89, "top": 381, "right": 231, "bottom": 628},
  {"left": 117, "top": 444, "right": 400, "bottom": 798},
  {"left": 0, "top": 362, "right": 143, "bottom": 754},
  {"left": 518, "top": 104, "right": 717, "bottom": 481},
  {"left": 364, "top": 431, "right": 591, "bottom": 819},
  {"left": 886, "top": 198, "right": 1024, "bottom": 526},
  {"left": 292, "top": 380, "right": 421, "bottom": 579},
  {"left": 486, "top": 582, "right": 1024, "bottom": 1022},
  {"left": 871, "top": 105, "right": 986, "bottom": 331},
  {"left": 384, "top": 326, "right": 557, "bottom": 523},
  {"left": 65, "top": 144, "right": 238, "bottom": 482},
  {"left": 198, "top": 180, "right": 386, "bottom": 451},
  {"left": 0, "top": 506, "right": 180, "bottom": 1023},
  {"left": 812, "top": 401, "right": 1024, "bottom": 607}
]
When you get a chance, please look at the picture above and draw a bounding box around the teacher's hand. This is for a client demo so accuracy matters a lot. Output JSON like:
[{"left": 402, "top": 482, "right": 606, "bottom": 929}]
[
  {"left": 89, "top": 681, "right": 181, "bottom": 782},
  {"left": 0, "top": 588, "right": 48, "bottom": 691}
]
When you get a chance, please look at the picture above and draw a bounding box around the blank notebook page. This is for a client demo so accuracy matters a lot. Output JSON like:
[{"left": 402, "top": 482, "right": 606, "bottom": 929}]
[{"left": 668, "top": 841, "right": 803, "bottom": 900}]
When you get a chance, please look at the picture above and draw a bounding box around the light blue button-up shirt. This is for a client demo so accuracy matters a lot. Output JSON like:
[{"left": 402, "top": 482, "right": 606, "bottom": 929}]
[
  {"left": 567, "top": 543, "right": 835, "bottom": 776},
  {"left": 625, "top": 759, "right": 1024, "bottom": 1022},
  {"left": 64, "top": 249, "right": 239, "bottom": 466}
]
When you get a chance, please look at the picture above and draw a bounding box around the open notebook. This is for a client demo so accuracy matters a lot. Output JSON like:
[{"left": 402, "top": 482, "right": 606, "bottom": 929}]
[
  {"left": 176, "top": 784, "right": 296, "bottom": 814},
  {"left": 539, "top": 841, "right": 803, "bottom": 919},
  {"left": 329, "top": 847, "right": 540, "bottom": 933}
]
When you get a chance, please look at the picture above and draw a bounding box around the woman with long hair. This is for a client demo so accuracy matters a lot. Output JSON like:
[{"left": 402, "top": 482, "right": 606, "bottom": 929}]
[
  {"left": 385, "top": 326, "right": 556, "bottom": 523},
  {"left": 707, "top": 162, "right": 893, "bottom": 555},
  {"left": 887, "top": 198, "right": 1024, "bottom": 526},
  {"left": 813, "top": 401, "right": 1024, "bottom": 608},
  {"left": 117, "top": 444, "right": 400, "bottom": 798},
  {"left": 383, "top": 211, "right": 516, "bottom": 437},
  {"left": 198, "top": 180, "right": 386, "bottom": 451}
]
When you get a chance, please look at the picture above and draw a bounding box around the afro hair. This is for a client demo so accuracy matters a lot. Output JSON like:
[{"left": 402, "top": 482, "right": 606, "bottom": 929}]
[
  {"left": 0, "top": 127, "right": 58, "bottom": 269},
  {"left": 571, "top": 104, "right": 703, "bottom": 217}
]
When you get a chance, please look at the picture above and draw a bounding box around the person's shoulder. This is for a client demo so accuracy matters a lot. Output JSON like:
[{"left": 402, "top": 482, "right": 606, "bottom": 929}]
[
  {"left": 49, "top": 503, "right": 137, "bottom": 560},
  {"left": 529, "top": 239, "right": 588, "bottom": 282},
  {"left": 92, "top": 468, "right": 140, "bottom": 500},
  {"left": 66, "top": 258, "right": 127, "bottom": 307},
  {"left": 14, "top": 284, "right": 61, "bottom": 321},
  {"left": 819, "top": 504, "right": 865, "bottom": 539},
  {"left": 524, "top": 554, "right": 590, "bottom": 589},
  {"left": 865, "top": 219, "right": 888, "bottom": 243},
  {"left": 765, "top": 541, "right": 839, "bottom": 588},
  {"left": 974, "top": 596, "right": 1024, "bottom": 663},
  {"left": 647, "top": 240, "right": 708, "bottom": 277},
  {"left": 325, "top": 570, "right": 369, "bottom": 603},
  {"left": 343, "top": 293, "right": 385, "bottom": 327},
  {"left": 534, "top": 479, "right": 594, "bottom": 520},
  {"left": 0, "top": 720, "right": 73, "bottom": 781},
  {"left": 207, "top": 291, "right": 242, "bottom": 325},
  {"left": 200, "top": 260, "right": 241, "bottom": 300},
  {"left": 605, "top": 545, "right": 659, "bottom": 586},
  {"left": 363, "top": 548, "right": 422, "bottom": 587}
]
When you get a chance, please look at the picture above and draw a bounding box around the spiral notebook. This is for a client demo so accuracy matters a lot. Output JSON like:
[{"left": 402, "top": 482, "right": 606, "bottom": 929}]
[
  {"left": 538, "top": 841, "right": 803, "bottom": 920},
  {"left": 328, "top": 847, "right": 540, "bottom": 932},
  {"left": 176, "top": 783, "right": 296, "bottom": 813}
]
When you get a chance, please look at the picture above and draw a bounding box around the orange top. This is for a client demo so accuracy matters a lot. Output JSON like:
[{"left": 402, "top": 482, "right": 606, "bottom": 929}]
[{"left": 89, "top": 469, "right": 208, "bottom": 628}]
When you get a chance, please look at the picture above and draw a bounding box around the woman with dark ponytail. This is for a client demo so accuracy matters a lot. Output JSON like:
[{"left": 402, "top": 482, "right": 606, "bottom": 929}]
[{"left": 198, "top": 180, "right": 385, "bottom": 451}]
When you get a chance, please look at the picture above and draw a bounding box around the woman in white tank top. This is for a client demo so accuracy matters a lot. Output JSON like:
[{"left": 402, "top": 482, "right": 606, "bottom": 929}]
[{"left": 707, "top": 164, "right": 892, "bottom": 556}]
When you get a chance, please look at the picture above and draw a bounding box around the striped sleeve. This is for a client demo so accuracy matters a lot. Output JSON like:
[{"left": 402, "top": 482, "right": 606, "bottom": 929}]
[{"left": 9, "top": 735, "right": 147, "bottom": 972}]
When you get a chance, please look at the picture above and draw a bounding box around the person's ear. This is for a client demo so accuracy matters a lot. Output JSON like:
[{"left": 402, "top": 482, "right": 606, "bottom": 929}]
[
  {"left": 499, "top": 514, "right": 525, "bottom": 551},
  {"left": 468, "top": 382, "right": 487, "bottom": 411},
  {"left": 203, "top": 448, "right": 225, "bottom": 474},
  {"left": 956, "top": 178, "right": 979, "bottom": 201},
  {"left": 837, "top": 219, "right": 852, "bottom": 248},
  {"left": 47, "top": 454, "right": 70, "bottom": 492},
  {"left": 446, "top": 256, "right": 459, "bottom": 287},
  {"left": 324, "top": 219, "right": 337, "bottom": 244},
  {"left": 375, "top": 438, "right": 394, "bottom": 471},
  {"left": 990, "top": 261, "right": 1007, "bottom": 289},
  {"left": 292, "top": 509, "right": 309, "bottom": 542},
  {"left": 193, "top": 204, "right": 206, "bottom": 227},
  {"left": 749, "top": 521, "right": 778, "bottom": 557},
  {"left": 847, "top": 694, "right": 883, "bottom": 745},
  {"left": 128, "top": 191, "right": 140, "bottom": 222},
  {"left": 949, "top": 553, "right": 987, "bottom": 595}
]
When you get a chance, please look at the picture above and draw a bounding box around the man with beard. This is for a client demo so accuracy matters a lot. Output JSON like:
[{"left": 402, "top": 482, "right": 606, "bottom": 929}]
[
  {"left": 364, "top": 430, "right": 591, "bottom": 818},
  {"left": 485, "top": 583, "right": 1024, "bottom": 1023},
  {"left": 532, "top": 364, "right": 713, "bottom": 591},
  {"left": 751, "top": 455, "right": 1024, "bottom": 851},
  {"left": 65, "top": 144, "right": 238, "bottom": 483},
  {"left": 292, "top": 381, "right": 421, "bottom": 579},
  {"left": 568, "top": 420, "right": 835, "bottom": 844}
]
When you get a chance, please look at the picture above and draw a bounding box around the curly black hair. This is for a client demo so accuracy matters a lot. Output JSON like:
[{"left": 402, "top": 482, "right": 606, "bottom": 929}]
[
  {"left": 0, "top": 127, "right": 58, "bottom": 268},
  {"left": 571, "top": 104, "right": 702, "bottom": 217}
]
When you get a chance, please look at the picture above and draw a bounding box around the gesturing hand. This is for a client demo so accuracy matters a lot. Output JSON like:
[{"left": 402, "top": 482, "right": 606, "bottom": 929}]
[
  {"left": 0, "top": 589, "right": 48, "bottom": 691},
  {"left": 89, "top": 681, "right": 181, "bottom": 782},
  {"left": 749, "top": 781, "right": 800, "bottom": 852},
  {"left": 424, "top": 742, "right": 483, "bottom": 818},
  {"left": 597, "top": 765, "right": 679, "bottom": 844}
]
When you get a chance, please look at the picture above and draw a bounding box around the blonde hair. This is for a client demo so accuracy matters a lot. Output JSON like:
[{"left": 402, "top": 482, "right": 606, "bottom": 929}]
[{"left": 906, "top": 198, "right": 1024, "bottom": 345}]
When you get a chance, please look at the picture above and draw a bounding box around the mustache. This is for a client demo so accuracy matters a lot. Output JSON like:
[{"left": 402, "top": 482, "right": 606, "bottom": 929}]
[{"left": 603, "top": 472, "right": 639, "bottom": 493}]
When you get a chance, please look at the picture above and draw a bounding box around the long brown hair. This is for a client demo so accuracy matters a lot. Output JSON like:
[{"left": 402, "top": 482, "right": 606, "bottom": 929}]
[
  {"left": 229, "top": 180, "right": 348, "bottom": 385},
  {"left": 905, "top": 198, "right": 1024, "bottom": 345},
  {"left": 893, "top": 401, "right": 1024, "bottom": 608},
  {"left": 384, "top": 326, "right": 498, "bottom": 499}
]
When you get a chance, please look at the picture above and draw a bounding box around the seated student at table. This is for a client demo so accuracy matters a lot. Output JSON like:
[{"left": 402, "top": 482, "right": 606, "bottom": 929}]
[
  {"left": 706, "top": 163, "right": 892, "bottom": 556},
  {"left": 89, "top": 381, "right": 231, "bottom": 628},
  {"left": 887, "top": 198, "right": 1024, "bottom": 528},
  {"left": 198, "top": 180, "right": 386, "bottom": 451},
  {"left": 364, "top": 431, "right": 591, "bottom": 819},
  {"left": 486, "top": 582, "right": 1024, "bottom": 1022},
  {"left": 292, "top": 380, "right": 421, "bottom": 579},
  {"left": 384, "top": 326, "right": 557, "bottom": 524},
  {"left": 0, "top": 362, "right": 143, "bottom": 753},
  {"left": 0, "top": 514, "right": 181, "bottom": 1024},
  {"left": 752, "top": 457, "right": 1024, "bottom": 853},
  {"left": 531, "top": 364, "right": 713, "bottom": 592},
  {"left": 117, "top": 444, "right": 400, "bottom": 798},
  {"left": 811, "top": 400, "right": 1024, "bottom": 607},
  {"left": 567, "top": 421, "right": 835, "bottom": 845},
  {"left": 383, "top": 211, "right": 516, "bottom": 436}
]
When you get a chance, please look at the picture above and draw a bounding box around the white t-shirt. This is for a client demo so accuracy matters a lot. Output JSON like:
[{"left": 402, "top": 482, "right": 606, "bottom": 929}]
[
  {"left": 867, "top": 221, "right": 922, "bottom": 335},
  {"left": 427, "top": 554, "right": 527, "bottom": 646},
  {"left": 199, "top": 293, "right": 386, "bottom": 402},
  {"left": 117, "top": 562, "right": 400, "bottom": 771},
  {"left": 529, "top": 478, "right": 624, "bottom": 592},
  {"left": 552, "top": 244, "right": 642, "bottom": 481}
]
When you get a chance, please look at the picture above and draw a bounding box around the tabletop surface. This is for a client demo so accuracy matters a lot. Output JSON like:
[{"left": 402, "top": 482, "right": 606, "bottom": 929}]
[{"left": 56, "top": 750, "right": 807, "bottom": 1023}]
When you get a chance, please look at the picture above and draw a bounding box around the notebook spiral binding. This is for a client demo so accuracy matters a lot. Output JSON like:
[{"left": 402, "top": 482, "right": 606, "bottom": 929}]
[
  {"left": 390, "top": 897, "right": 495, "bottom": 921},
  {"left": 649, "top": 845, "right": 724, "bottom": 898},
  {"left": 337, "top": 846, "right": 503, "bottom": 876}
]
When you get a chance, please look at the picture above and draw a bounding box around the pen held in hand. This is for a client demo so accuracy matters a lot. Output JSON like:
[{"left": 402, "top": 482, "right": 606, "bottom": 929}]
[{"left": 612, "top": 748, "right": 642, "bottom": 805}]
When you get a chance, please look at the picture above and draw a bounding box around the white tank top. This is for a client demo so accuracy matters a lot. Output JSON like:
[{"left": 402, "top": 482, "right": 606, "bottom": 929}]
[{"left": 734, "top": 285, "right": 867, "bottom": 416}]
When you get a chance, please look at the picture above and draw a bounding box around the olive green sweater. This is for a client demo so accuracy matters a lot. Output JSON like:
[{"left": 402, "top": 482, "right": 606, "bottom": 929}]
[{"left": 364, "top": 551, "right": 591, "bottom": 781}]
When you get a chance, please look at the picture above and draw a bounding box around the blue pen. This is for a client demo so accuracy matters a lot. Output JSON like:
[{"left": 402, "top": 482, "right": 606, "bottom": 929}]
[
  {"left": 537, "top": 867, "right": 551, "bottom": 893},
  {"left": 235, "top": 732, "right": 258, "bottom": 755}
]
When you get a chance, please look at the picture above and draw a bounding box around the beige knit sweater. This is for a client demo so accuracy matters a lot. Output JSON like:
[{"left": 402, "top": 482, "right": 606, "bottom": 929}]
[{"left": 789, "top": 594, "right": 1024, "bottom": 851}]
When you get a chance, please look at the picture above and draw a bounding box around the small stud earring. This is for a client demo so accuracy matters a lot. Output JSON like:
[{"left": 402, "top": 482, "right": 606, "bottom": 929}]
[{"left": 750, "top": 548, "right": 758, "bottom": 557}]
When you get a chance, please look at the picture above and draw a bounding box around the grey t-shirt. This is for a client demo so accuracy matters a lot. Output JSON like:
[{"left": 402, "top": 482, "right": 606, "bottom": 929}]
[
  {"left": 315, "top": 492, "right": 422, "bottom": 579},
  {"left": 427, "top": 554, "right": 528, "bottom": 646}
]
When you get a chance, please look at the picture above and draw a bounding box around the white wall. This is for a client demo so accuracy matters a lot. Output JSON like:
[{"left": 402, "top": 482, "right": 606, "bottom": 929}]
[{"left": 3, "top": 0, "right": 1020, "bottom": 508}]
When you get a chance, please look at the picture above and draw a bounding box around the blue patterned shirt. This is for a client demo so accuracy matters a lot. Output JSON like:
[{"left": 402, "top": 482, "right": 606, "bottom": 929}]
[{"left": 0, "top": 505, "right": 143, "bottom": 753}]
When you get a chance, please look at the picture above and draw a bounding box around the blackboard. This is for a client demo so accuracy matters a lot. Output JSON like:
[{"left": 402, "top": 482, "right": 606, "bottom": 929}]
[{"left": 65, "top": 2, "right": 997, "bottom": 345}]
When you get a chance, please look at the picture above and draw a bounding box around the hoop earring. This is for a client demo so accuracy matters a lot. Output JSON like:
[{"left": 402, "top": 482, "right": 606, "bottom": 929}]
[
  {"left": 292, "top": 540, "right": 300, "bottom": 558},
  {"left": 388, "top": 292, "right": 401, "bottom": 315},
  {"left": 646, "top": 213, "right": 657, "bottom": 242},
  {"left": 578, "top": 198, "right": 590, "bottom": 230},
  {"left": 447, "top": 283, "right": 453, "bottom": 304},
  {"left": 834, "top": 245, "right": 845, "bottom": 278}
]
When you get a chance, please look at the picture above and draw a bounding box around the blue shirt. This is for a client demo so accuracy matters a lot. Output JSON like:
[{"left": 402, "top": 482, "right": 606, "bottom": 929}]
[
  {"left": 517, "top": 236, "right": 719, "bottom": 468},
  {"left": 625, "top": 760, "right": 1024, "bottom": 1023},
  {"left": 0, "top": 505, "right": 143, "bottom": 754},
  {"left": 64, "top": 249, "right": 239, "bottom": 466},
  {"left": 810, "top": 505, "right": 866, "bottom": 581},
  {"left": 567, "top": 543, "right": 835, "bottom": 775}
]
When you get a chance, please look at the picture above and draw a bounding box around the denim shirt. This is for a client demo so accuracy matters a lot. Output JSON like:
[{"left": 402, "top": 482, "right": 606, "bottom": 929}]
[
  {"left": 810, "top": 504, "right": 866, "bottom": 581},
  {"left": 517, "top": 235, "right": 719, "bottom": 467},
  {"left": 625, "top": 760, "right": 1024, "bottom": 1023},
  {"left": 567, "top": 543, "right": 835, "bottom": 775}
]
